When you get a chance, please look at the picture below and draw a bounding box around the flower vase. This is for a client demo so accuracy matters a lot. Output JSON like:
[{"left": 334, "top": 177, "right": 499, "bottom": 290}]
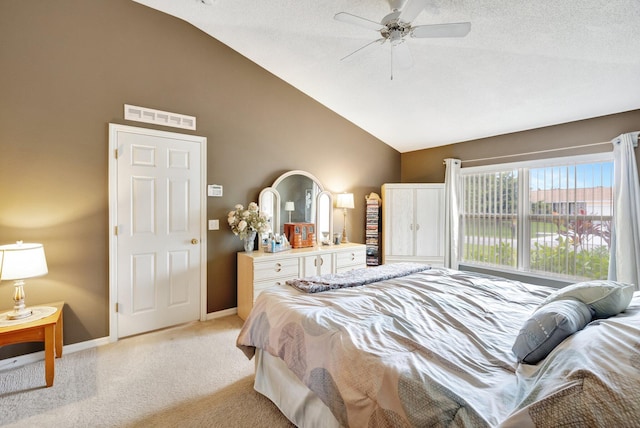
[{"left": 244, "top": 231, "right": 257, "bottom": 253}]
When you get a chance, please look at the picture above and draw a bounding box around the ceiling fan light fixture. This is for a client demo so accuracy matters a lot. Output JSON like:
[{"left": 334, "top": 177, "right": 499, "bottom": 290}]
[{"left": 389, "top": 30, "right": 404, "bottom": 46}]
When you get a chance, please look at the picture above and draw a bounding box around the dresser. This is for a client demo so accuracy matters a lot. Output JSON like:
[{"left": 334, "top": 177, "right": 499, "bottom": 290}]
[{"left": 237, "top": 243, "right": 366, "bottom": 320}]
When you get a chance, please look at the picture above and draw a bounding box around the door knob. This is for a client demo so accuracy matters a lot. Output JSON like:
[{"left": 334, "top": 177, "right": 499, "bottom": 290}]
[{"left": 191, "top": 239, "right": 199, "bottom": 245}]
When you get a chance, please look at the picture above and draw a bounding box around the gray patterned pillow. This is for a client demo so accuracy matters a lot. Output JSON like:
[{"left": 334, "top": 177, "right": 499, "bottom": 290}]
[{"left": 513, "top": 298, "right": 595, "bottom": 364}]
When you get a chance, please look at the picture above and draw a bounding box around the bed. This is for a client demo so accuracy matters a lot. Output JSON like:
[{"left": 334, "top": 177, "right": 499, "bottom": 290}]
[{"left": 236, "top": 264, "right": 640, "bottom": 427}]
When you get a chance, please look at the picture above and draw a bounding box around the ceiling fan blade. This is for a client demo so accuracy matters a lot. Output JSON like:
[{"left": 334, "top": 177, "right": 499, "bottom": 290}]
[
  {"left": 397, "top": 0, "right": 429, "bottom": 24},
  {"left": 340, "top": 38, "right": 386, "bottom": 61},
  {"left": 411, "top": 22, "right": 471, "bottom": 38},
  {"left": 334, "top": 12, "right": 385, "bottom": 32}
]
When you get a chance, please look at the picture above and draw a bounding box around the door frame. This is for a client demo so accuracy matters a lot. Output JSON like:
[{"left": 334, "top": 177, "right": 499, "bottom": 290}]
[{"left": 108, "top": 123, "right": 207, "bottom": 342}]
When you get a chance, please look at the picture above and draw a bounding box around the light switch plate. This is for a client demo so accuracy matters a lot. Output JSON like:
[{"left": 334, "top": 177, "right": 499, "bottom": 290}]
[{"left": 208, "top": 219, "right": 219, "bottom": 230}]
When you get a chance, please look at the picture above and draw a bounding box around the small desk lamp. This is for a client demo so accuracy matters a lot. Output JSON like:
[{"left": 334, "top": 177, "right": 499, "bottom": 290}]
[
  {"left": 0, "top": 241, "right": 48, "bottom": 320},
  {"left": 284, "top": 201, "right": 295, "bottom": 223},
  {"left": 336, "top": 193, "right": 354, "bottom": 244}
]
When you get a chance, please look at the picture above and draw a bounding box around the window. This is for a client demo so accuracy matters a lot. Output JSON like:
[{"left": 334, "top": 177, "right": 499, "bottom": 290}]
[{"left": 460, "top": 154, "right": 613, "bottom": 281}]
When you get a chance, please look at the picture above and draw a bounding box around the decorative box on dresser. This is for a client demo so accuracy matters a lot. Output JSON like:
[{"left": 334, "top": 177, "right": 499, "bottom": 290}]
[
  {"left": 237, "top": 243, "right": 366, "bottom": 320},
  {"left": 382, "top": 183, "right": 445, "bottom": 267}
]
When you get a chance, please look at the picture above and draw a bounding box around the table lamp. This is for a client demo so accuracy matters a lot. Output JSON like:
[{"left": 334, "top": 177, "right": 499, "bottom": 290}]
[
  {"left": 284, "top": 201, "right": 295, "bottom": 223},
  {"left": 336, "top": 193, "right": 354, "bottom": 244},
  {"left": 0, "top": 241, "right": 48, "bottom": 320}
]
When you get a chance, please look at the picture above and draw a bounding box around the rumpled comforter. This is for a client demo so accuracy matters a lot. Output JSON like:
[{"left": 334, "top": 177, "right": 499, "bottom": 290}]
[
  {"left": 286, "top": 262, "right": 431, "bottom": 293},
  {"left": 236, "top": 268, "right": 640, "bottom": 427}
]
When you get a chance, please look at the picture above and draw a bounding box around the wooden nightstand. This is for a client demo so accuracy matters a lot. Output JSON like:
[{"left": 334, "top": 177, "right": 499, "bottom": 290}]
[{"left": 0, "top": 301, "right": 64, "bottom": 387}]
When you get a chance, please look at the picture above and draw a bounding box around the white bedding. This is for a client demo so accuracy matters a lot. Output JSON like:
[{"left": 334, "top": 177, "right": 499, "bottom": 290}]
[
  {"left": 254, "top": 349, "right": 341, "bottom": 427},
  {"left": 237, "top": 267, "right": 640, "bottom": 427}
]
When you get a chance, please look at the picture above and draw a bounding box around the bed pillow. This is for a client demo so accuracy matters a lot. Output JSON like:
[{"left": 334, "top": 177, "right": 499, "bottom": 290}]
[
  {"left": 513, "top": 298, "right": 594, "bottom": 364},
  {"left": 541, "top": 280, "right": 635, "bottom": 318}
]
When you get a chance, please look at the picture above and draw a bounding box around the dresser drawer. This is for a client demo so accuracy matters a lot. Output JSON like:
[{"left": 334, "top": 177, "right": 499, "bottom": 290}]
[
  {"left": 253, "top": 258, "right": 299, "bottom": 280},
  {"left": 335, "top": 249, "right": 366, "bottom": 268},
  {"left": 253, "top": 277, "right": 296, "bottom": 302}
]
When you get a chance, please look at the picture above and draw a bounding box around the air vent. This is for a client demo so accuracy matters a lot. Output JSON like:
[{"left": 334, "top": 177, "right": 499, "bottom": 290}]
[{"left": 124, "top": 104, "right": 196, "bottom": 130}]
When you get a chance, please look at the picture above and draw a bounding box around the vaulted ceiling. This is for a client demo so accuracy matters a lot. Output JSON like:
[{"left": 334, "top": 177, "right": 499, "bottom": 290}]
[{"left": 132, "top": 0, "right": 640, "bottom": 153}]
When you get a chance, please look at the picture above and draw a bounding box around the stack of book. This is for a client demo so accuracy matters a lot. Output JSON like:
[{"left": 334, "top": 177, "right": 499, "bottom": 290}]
[{"left": 365, "top": 193, "right": 381, "bottom": 266}]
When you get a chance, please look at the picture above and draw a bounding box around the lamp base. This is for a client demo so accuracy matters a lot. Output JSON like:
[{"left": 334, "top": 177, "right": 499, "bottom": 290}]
[
  {"left": 341, "top": 208, "right": 350, "bottom": 244},
  {"left": 7, "top": 308, "right": 33, "bottom": 320},
  {"left": 341, "top": 227, "right": 349, "bottom": 244},
  {"left": 8, "top": 280, "right": 33, "bottom": 320}
]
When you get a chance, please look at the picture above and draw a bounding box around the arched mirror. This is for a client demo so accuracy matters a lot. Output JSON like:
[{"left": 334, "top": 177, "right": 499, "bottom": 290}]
[{"left": 259, "top": 170, "right": 333, "bottom": 245}]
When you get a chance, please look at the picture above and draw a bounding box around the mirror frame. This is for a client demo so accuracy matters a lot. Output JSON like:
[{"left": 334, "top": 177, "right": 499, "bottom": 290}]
[{"left": 259, "top": 170, "right": 333, "bottom": 245}]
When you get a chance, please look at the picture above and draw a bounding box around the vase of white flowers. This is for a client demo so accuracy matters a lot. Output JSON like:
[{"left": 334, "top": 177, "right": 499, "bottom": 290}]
[{"left": 227, "top": 202, "right": 270, "bottom": 253}]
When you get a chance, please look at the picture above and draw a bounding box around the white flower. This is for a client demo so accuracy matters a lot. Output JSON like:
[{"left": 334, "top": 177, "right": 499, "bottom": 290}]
[{"left": 227, "top": 201, "right": 271, "bottom": 239}]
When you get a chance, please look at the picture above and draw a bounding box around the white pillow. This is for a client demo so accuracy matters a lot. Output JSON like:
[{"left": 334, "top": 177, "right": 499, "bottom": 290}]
[{"left": 541, "top": 280, "right": 635, "bottom": 318}]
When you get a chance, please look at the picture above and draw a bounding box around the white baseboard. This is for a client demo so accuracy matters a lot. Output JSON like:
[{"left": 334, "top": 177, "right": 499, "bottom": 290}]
[
  {"left": 0, "top": 336, "right": 110, "bottom": 372},
  {"left": 0, "top": 309, "right": 238, "bottom": 372}
]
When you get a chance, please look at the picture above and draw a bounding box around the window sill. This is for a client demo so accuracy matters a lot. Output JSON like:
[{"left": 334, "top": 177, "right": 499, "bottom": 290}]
[{"left": 458, "top": 263, "right": 574, "bottom": 289}]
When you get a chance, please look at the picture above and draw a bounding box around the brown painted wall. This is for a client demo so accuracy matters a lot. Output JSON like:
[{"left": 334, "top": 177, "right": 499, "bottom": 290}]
[
  {"left": 0, "top": 0, "right": 400, "bottom": 354},
  {"left": 402, "top": 110, "right": 640, "bottom": 183}
]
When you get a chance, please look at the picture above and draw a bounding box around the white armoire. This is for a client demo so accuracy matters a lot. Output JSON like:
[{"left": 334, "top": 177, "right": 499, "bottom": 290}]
[{"left": 381, "top": 183, "right": 445, "bottom": 266}]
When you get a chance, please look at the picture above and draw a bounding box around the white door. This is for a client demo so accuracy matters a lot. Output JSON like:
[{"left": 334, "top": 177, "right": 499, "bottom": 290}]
[{"left": 109, "top": 124, "right": 206, "bottom": 339}]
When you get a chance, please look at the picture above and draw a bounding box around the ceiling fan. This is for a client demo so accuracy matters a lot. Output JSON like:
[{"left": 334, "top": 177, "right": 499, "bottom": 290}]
[{"left": 334, "top": 0, "right": 471, "bottom": 79}]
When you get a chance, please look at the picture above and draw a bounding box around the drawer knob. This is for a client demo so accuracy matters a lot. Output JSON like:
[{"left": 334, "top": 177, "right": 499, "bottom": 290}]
[{"left": 274, "top": 263, "right": 282, "bottom": 272}]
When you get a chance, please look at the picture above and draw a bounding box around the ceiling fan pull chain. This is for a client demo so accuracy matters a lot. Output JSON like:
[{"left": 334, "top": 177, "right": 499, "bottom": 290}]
[{"left": 390, "top": 46, "right": 394, "bottom": 80}]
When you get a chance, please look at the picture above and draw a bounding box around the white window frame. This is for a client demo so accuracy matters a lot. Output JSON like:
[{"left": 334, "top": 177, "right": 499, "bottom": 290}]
[{"left": 459, "top": 152, "right": 614, "bottom": 283}]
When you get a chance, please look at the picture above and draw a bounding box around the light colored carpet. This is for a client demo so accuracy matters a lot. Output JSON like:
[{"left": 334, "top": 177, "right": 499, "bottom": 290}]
[{"left": 0, "top": 315, "right": 295, "bottom": 427}]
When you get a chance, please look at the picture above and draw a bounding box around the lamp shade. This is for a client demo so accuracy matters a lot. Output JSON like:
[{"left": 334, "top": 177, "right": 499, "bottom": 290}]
[
  {"left": 336, "top": 193, "right": 355, "bottom": 209},
  {"left": 284, "top": 201, "right": 295, "bottom": 212},
  {"left": 0, "top": 242, "right": 48, "bottom": 281}
]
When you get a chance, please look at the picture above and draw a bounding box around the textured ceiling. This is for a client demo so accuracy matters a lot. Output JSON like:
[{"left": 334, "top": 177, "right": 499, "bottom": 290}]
[{"left": 132, "top": 0, "right": 640, "bottom": 153}]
